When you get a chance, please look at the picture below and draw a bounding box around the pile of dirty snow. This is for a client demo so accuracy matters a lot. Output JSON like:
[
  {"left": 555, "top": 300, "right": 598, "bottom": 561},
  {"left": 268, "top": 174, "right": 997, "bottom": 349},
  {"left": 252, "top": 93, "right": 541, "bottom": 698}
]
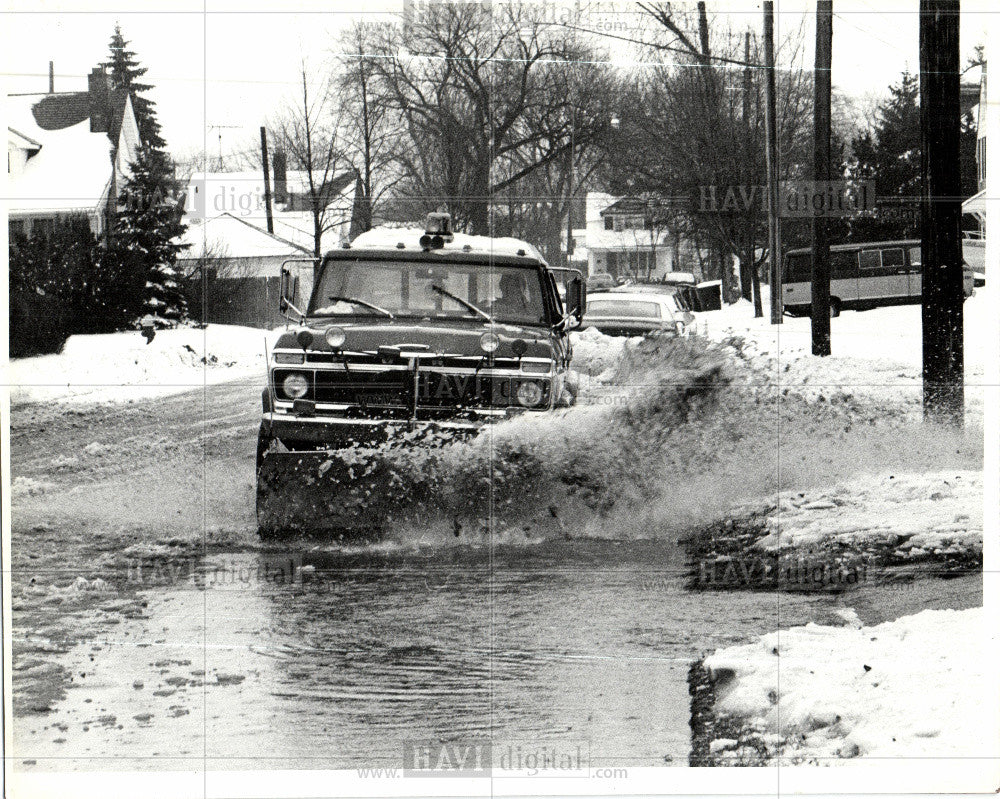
[
  {"left": 7, "top": 325, "right": 271, "bottom": 405},
  {"left": 754, "top": 471, "right": 982, "bottom": 562},
  {"left": 703, "top": 607, "right": 993, "bottom": 762}
]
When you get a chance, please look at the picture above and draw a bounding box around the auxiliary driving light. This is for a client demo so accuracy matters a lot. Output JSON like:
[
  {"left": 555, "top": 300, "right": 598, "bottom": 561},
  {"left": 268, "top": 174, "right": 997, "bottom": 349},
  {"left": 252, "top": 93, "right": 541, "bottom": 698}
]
[
  {"left": 282, "top": 372, "right": 309, "bottom": 400},
  {"left": 479, "top": 332, "right": 500, "bottom": 354},
  {"left": 324, "top": 325, "right": 346, "bottom": 349},
  {"left": 516, "top": 380, "right": 543, "bottom": 408}
]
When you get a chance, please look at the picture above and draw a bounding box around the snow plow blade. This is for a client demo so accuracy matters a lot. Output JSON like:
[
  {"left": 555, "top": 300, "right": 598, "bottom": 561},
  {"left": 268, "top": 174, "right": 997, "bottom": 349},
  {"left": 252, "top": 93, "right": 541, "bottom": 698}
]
[{"left": 256, "top": 449, "right": 409, "bottom": 538}]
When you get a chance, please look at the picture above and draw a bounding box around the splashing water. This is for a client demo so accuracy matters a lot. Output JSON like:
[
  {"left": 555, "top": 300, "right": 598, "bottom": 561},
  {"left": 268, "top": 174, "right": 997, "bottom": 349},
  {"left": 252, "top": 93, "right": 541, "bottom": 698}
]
[{"left": 273, "top": 334, "right": 980, "bottom": 548}]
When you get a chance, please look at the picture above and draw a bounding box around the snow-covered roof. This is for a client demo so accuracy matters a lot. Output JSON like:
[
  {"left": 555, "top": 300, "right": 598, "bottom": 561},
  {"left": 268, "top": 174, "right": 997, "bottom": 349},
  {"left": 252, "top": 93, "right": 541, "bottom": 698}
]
[
  {"left": 7, "top": 116, "right": 113, "bottom": 217},
  {"left": 349, "top": 226, "right": 546, "bottom": 262},
  {"left": 177, "top": 212, "right": 310, "bottom": 260},
  {"left": 184, "top": 170, "right": 355, "bottom": 220},
  {"left": 584, "top": 191, "right": 671, "bottom": 251},
  {"left": 8, "top": 126, "right": 42, "bottom": 151}
]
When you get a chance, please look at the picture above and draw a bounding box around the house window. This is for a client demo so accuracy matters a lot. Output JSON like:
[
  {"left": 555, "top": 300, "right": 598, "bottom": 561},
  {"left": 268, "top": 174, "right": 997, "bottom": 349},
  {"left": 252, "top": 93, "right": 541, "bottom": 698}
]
[
  {"left": 604, "top": 216, "right": 614, "bottom": 231},
  {"left": 9, "top": 219, "right": 26, "bottom": 240}
]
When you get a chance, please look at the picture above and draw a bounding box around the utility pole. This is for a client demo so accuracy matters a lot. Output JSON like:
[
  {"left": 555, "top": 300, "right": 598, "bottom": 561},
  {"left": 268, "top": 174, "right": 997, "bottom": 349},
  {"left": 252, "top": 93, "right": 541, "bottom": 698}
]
[
  {"left": 697, "top": 1, "right": 710, "bottom": 61},
  {"left": 763, "top": 1, "right": 782, "bottom": 324},
  {"left": 740, "top": 32, "right": 755, "bottom": 305},
  {"left": 919, "top": 0, "right": 963, "bottom": 422},
  {"left": 811, "top": 0, "right": 833, "bottom": 355},
  {"left": 260, "top": 126, "right": 274, "bottom": 234}
]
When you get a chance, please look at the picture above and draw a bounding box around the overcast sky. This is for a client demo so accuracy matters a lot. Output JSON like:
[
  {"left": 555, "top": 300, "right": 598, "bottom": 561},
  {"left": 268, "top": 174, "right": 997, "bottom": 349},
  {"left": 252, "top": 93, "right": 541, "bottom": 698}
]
[{"left": 2, "top": 0, "right": 991, "bottom": 160}]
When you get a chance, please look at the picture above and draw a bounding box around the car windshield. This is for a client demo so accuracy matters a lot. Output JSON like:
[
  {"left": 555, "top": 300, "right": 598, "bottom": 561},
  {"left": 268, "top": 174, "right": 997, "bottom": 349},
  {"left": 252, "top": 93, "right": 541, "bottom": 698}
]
[
  {"left": 309, "top": 259, "right": 548, "bottom": 325},
  {"left": 588, "top": 299, "right": 662, "bottom": 319}
]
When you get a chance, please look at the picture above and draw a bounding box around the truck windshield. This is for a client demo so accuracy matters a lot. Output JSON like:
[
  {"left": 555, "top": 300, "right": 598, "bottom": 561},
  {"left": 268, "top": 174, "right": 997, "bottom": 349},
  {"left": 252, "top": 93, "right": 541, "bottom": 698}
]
[{"left": 309, "top": 259, "right": 549, "bottom": 326}]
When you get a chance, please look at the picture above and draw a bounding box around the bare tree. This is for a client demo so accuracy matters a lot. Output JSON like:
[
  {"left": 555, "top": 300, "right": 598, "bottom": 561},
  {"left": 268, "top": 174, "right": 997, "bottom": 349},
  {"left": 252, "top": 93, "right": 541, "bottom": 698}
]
[
  {"left": 271, "top": 63, "right": 346, "bottom": 261},
  {"left": 365, "top": 2, "right": 611, "bottom": 235},
  {"left": 333, "top": 21, "right": 402, "bottom": 233},
  {"left": 602, "top": 12, "right": 812, "bottom": 310}
]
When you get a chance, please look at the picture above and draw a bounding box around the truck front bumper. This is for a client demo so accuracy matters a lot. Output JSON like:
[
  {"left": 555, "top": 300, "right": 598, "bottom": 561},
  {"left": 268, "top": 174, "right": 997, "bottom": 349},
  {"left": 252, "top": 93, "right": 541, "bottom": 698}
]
[{"left": 261, "top": 409, "right": 512, "bottom": 449}]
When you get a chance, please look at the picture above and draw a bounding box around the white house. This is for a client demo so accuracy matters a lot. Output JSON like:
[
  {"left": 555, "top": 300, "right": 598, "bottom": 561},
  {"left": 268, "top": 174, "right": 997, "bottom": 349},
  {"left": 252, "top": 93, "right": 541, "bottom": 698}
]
[
  {"left": 7, "top": 66, "right": 141, "bottom": 239},
  {"left": 583, "top": 192, "right": 679, "bottom": 281}
]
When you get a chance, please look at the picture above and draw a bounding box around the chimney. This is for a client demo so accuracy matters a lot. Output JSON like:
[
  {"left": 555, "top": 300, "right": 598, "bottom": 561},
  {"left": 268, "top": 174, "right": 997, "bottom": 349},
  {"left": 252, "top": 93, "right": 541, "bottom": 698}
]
[
  {"left": 88, "top": 66, "right": 111, "bottom": 133},
  {"left": 49, "top": 61, "right": 54, "bottom": 93},
  {"left": 272, "top": 149, "right": 288, "bottom": 206}
]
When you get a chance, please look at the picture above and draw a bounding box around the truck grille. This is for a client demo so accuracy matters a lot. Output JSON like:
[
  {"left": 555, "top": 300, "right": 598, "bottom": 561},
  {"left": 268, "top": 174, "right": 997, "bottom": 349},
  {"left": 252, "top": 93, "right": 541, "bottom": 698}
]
[
  {"left": 313, "top": 370, "right": 410, "bottom": 408},
  {"left": 417, "top": 371, "right": 513, "bottom": 408},
  {"left": 275, "top": 366, "right": 550, "bottom": 413}
]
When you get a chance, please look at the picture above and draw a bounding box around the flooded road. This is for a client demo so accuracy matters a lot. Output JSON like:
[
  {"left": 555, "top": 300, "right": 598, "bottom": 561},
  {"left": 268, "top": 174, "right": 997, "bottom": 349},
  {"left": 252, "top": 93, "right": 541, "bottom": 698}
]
[
  {"left": 8, "top": 375, "right": 983, "bottom": 774},
  {"left": 11, "top": 538, "right": 981, "bottom": 772}
]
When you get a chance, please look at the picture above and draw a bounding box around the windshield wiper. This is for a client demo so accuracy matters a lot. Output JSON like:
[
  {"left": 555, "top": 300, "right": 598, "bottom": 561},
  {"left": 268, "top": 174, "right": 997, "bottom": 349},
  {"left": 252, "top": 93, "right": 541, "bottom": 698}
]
[
  {"left": 431, "top": 284, "right": 495, "bottom": 323},
  {"left": 320, "top": 296, "right": 394, "bottom": 319}
]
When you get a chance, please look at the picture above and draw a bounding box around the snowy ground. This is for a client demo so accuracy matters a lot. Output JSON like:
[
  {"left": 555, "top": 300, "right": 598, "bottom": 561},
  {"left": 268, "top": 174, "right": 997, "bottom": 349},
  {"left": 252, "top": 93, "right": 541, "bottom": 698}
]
[
  {"left": 702, "top": 606, "right": 995, "bottom": 763},
  {"left": 751, "top": 470, "right": 983, "bottom": 563},
  {"left": 5, "top": 325, "right": 270, "bottom": 405},
  {"left": 696, "top": 289, "right": 990, "bottom": 421}
]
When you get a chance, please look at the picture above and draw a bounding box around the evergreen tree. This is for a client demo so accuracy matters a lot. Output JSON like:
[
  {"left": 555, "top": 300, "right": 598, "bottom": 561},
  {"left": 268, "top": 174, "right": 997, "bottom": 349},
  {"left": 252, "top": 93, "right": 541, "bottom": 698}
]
[
  {"left": 105, "top": 24, "right": 190, "bottom": 324},
  {"left": 112, "top": 147, "right": 190, "bottom": 324},
  {"left": 848, "top": 70, "right": 978, "bottom": 240},
  {"left": 105, "top": 24, "right": 165, "bottom": 149},
  {"left": 848, "top": 71, "right": 921, "bottom": 240}
]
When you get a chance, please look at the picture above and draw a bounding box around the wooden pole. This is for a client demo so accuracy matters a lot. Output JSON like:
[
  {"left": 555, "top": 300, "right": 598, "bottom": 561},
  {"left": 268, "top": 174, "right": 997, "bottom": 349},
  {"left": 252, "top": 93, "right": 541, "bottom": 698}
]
[
  {"left": 919, "top": 0, "right": 963, "bottom": 422},
  {"left": 260, "top": 126, "right": 274, "bottom": 235},
  {"left": 763, "top": 1, "right": 782, "bottom": 324},
  {"left": 811, "top": 0, "right": 833, "bottom": 355}
]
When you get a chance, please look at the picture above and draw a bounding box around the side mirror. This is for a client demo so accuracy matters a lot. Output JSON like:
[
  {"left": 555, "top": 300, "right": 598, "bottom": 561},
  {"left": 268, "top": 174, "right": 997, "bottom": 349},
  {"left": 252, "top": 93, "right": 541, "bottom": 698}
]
[
  {"left": 565, "top": 277, "right": 586, "bottom": 327},
  {"left": 279, "top": 266, "right": 302, "bottom": 319}
]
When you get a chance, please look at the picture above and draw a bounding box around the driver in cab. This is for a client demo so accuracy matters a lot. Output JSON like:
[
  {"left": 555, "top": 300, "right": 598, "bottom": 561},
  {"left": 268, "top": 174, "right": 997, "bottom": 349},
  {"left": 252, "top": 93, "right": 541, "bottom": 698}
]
[{"left": 491, "top": 272, "right": 531, "bottom": 319}]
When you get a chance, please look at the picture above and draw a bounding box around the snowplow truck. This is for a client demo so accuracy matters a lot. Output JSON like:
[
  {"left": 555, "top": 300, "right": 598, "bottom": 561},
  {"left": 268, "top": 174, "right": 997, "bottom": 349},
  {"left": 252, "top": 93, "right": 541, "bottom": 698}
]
[{"left": 256, "top": 213, "right": 585, "bottom": 537}]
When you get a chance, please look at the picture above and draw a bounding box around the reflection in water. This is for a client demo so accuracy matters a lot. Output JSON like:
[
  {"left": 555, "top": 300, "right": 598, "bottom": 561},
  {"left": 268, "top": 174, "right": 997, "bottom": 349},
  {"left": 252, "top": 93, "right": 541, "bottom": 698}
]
[
  {"left": 233, "top": 540, "right": 833, "bottom": 769},
  {"left": 17, "top": 540, "right": 972, "bottom": 772}
]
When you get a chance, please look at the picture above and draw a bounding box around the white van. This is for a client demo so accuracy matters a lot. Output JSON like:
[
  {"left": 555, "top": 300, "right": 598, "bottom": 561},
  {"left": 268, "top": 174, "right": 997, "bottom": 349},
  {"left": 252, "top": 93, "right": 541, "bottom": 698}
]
[{"left": 782, "top": 240, "right": 975, "bottom": 317}]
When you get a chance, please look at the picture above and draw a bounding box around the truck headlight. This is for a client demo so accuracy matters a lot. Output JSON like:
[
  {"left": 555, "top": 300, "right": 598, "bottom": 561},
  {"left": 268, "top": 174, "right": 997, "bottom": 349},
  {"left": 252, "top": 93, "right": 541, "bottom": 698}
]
[
  {"left": 480, "top": 332, "right": 500, "bottom": 353},
  {"left": 325, "top": 326, "right": 346, "bottom": 349},
  {"left": 516, "top": 380, "right": 544, "bottom": 408},
  {"left": 281, "top": 372, "right": 310, "bottom": 399}
]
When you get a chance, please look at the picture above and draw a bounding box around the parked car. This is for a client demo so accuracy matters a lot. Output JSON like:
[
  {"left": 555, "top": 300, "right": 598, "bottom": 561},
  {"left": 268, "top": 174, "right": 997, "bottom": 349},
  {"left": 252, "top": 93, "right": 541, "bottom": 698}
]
[
  {"left": 609, "top": 282, "right": 680, "bottom": 296},
  {"left": 587, "top": 272, "right": 617, "bottom": 291},
  {"left": 584, "top": 291, "right": 694, "bottom": 337}
]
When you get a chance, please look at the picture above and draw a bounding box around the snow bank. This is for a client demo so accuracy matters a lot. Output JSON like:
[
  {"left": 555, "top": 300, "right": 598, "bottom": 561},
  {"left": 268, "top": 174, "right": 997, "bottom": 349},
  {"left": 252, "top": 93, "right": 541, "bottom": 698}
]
[
  {"left": 569, "top": 327, "right": 639, "bottom": 379},
  {"left": 6, "top": 325, "right": 271, "bottom": 405},
  {"left": 755, "top": 471, "right": 982, "bottom": 561},
  {"left": 696, "top": 289, "right": 988, "bottom": 419},
  {"left": 703, "top": 607, "right": 993, "bottom": 762}
]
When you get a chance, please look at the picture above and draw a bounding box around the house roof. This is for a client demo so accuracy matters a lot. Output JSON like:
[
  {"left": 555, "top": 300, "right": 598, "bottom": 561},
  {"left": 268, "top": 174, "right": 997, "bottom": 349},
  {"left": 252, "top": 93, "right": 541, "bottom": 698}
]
[
  {"left": 185, "top": 169, "right": 357, "bottom": 218},
  {"left": 8, "top": 126, "right": 42, "bottom": 151},
  {"left": 7, "top": 117, "right": 114, "bottom": 216},
  {"left": 182, "top": 170, "right": 357, "bottom": 252},
  {"left": 6, "top": 88, "right": 137, "bottom": 218},
  {"left": 600, "top": 197, "right": 648, "bottom": 217},
  {"left": 8, "top": 89, "right": 128, "bottom": 140},
  {"left": 177, "top": 212, "right": 311, "bottom": 260}
]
